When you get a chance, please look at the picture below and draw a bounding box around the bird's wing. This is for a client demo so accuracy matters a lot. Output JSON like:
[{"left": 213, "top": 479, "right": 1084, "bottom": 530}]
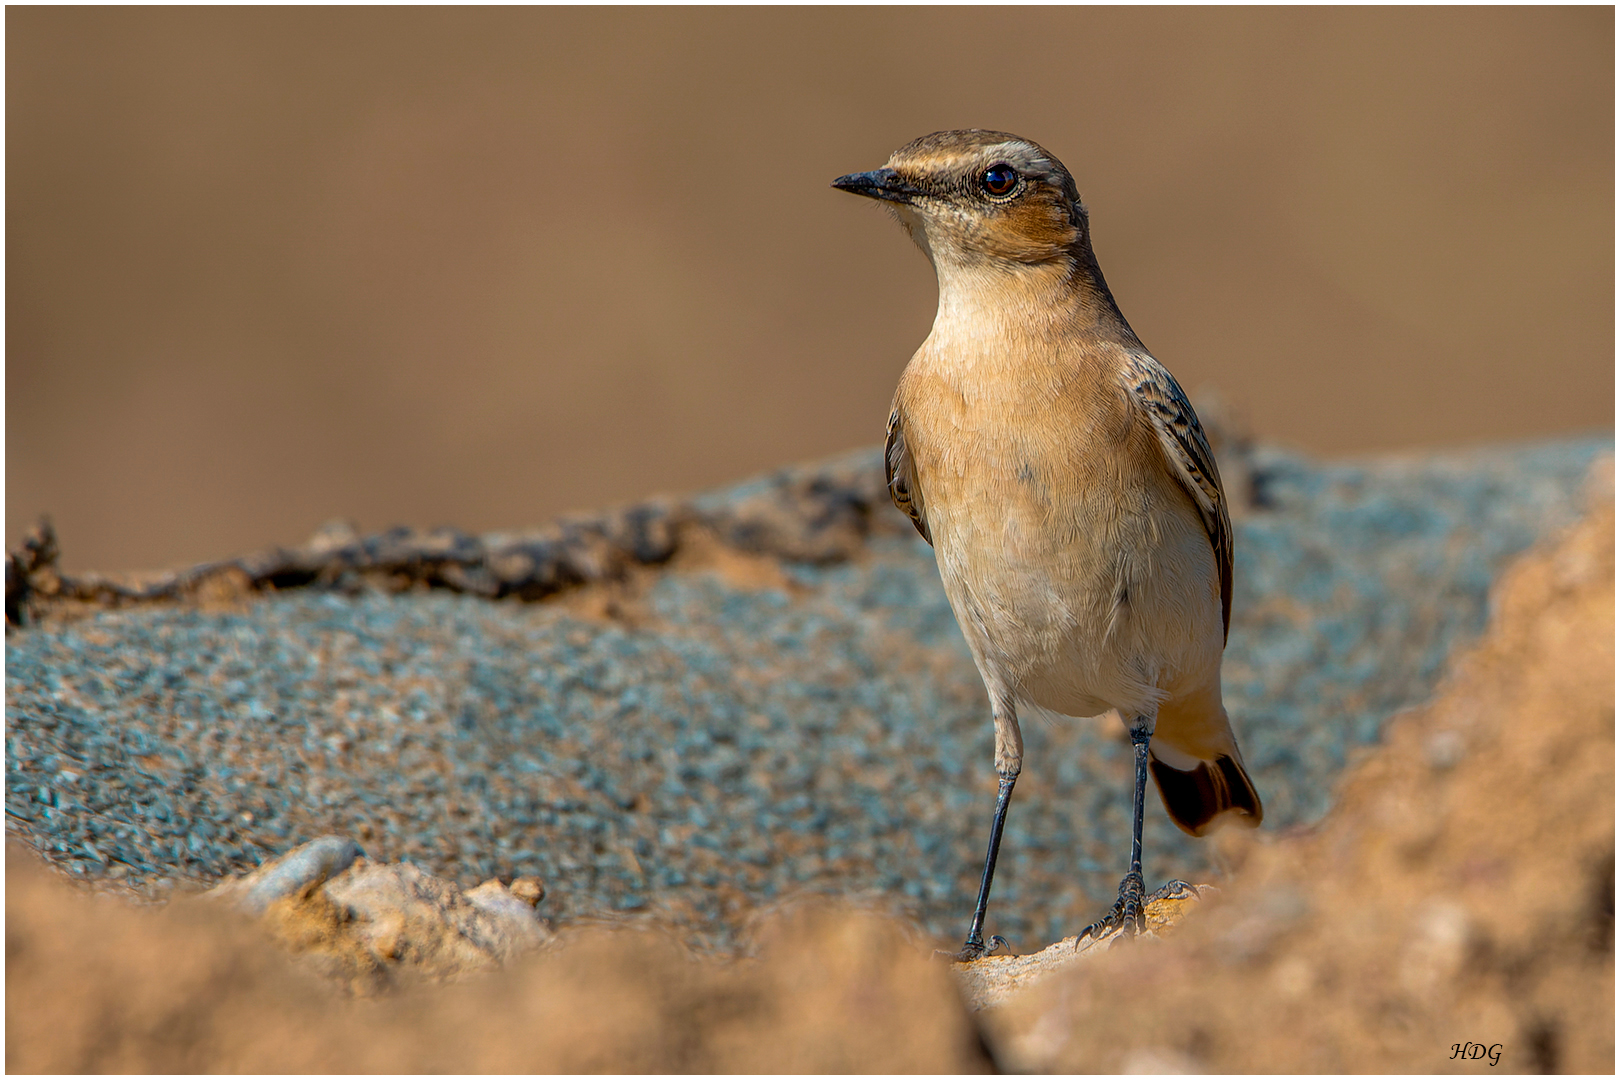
[
  {"left": 1121, "top": 353, "right": 1233, "bottom": 642},
  {"left": 885, "top": 406, "right": 932, "bottom": 546}
]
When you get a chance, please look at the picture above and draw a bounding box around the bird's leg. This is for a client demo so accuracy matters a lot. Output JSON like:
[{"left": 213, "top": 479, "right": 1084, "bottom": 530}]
[
  {"left": 1080, "top": 717, "right": 1153, "bottom": 941},
  {"left": 1120, "top": 722, "right": 1151, "bottom": 929},
  {"left": 954, "top": 705, "right": 1022, "bottom": 962},
  {"left": 956, "top": 770, "right": 1017, "bottom": 960}
]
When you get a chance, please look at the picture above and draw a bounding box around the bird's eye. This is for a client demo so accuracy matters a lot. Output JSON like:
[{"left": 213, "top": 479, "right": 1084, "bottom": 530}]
[{"left": 981, "top": 164, "right": 1019, "bottom": 198}]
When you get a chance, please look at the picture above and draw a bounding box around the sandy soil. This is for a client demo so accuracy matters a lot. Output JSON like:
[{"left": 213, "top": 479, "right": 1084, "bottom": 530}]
[{"left": 6, "top": 849, "right": 990, "bottom": 1072}]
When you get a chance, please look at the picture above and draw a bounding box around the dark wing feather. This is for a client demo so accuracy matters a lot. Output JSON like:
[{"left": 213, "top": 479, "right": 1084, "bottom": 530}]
[
  {"left": 1122, "top": 354, "right": 1233, "bottom": 642},
  {"left": 885, "top": 407, "right": 932, "bottom": 546}
]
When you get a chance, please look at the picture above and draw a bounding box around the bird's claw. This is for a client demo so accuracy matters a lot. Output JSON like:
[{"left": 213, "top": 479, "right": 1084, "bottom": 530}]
[
  {"left": 940, "top": 940, "right": 987, "bottom": 963},
  {"left": 1078, "top": 870, "right": 1149, "bottom": 943},
  {"left": 941, "top": 933, "right": 1012, "bottom": 963},
  {"left": 1147, "top": 879, "right": 1197, "bottom": 904}
]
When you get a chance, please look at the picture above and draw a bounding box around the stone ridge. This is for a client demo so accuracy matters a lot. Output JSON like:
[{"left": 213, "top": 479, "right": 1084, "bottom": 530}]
[{"left": 5, "top": 446, "right": 899, "bottom": 626}]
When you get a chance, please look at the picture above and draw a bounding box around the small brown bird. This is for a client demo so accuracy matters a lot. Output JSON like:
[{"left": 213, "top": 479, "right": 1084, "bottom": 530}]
[{"left": 834, "top": 130, "right": 1262, "bottom": 960}]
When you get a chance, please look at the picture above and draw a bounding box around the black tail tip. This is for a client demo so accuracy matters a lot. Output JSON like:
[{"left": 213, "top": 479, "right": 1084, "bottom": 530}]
[{"left": 1149, "top": 751, "right": 1263, "bottom": 837}]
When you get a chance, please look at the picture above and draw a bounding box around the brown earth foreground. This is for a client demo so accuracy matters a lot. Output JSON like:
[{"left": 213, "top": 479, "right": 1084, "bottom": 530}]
[{"left": 6, "top": 471, "right": 1613, "bottom": 1072}]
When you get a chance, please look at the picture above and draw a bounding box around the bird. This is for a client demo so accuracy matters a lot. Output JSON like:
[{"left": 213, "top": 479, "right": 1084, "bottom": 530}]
[{"left": 832, "top": 130, "right": 1262, "bottom": 961}]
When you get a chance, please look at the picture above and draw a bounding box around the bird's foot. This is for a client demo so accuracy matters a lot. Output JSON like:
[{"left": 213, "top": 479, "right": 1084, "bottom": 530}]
[
  {"left": 1078, "top": 870, "right": 1146, "bottom": 943},
  {"left": 1145, "top": 878, "right": 1198, "bottom": 905},
  {"left": 937, "top": 934, "right": 1012, "bottom": 963},
  {"left": 1077, "top": 877, "right": 1202, "bottom": 945}
]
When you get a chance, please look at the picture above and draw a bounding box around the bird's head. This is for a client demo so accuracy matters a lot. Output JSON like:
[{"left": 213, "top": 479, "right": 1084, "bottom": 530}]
[{"left": 833, "top": 130, "right": 1089, "bottom": 274}]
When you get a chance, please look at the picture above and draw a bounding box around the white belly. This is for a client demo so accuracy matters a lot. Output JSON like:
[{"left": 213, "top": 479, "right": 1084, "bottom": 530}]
[{"left": 929, "top": 479, "right": 1224, "bottom": 722}]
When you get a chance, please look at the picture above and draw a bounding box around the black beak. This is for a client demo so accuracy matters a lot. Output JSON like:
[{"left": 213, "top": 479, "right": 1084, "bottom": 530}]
[{"left": 832, "top": 168, "right": 923, "bottom": 204}]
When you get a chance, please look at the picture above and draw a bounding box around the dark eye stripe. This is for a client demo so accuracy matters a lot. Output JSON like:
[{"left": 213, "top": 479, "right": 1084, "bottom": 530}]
[{"left": 981, "top": 164, "right": 1018, "bottom": 197}]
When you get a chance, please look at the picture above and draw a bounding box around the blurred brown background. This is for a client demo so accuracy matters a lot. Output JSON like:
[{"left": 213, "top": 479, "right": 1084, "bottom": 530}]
[{"left": 8, "top": 8, "right": 1613, "bottom": 573}]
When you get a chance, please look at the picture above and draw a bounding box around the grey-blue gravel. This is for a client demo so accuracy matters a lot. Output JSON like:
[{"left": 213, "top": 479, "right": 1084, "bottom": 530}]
[{"left": 4, "top": 435, "right": 1608, "bottom": 952}]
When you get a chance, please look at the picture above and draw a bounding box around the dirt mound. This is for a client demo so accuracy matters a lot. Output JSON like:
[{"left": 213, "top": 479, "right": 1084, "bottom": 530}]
[{"left": 7, "top": 847, "right": 988, "bottom": 1072}]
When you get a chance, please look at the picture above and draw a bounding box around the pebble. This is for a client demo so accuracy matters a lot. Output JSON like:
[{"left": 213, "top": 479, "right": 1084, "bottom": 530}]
[{"left": 236, "top": 835, "right": 365, "bottom": 915}]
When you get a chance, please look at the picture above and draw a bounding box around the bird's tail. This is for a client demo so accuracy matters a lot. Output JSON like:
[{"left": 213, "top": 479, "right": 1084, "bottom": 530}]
[{"left": 1148, "top": 748, "right": 1263, "bottom": 837}]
